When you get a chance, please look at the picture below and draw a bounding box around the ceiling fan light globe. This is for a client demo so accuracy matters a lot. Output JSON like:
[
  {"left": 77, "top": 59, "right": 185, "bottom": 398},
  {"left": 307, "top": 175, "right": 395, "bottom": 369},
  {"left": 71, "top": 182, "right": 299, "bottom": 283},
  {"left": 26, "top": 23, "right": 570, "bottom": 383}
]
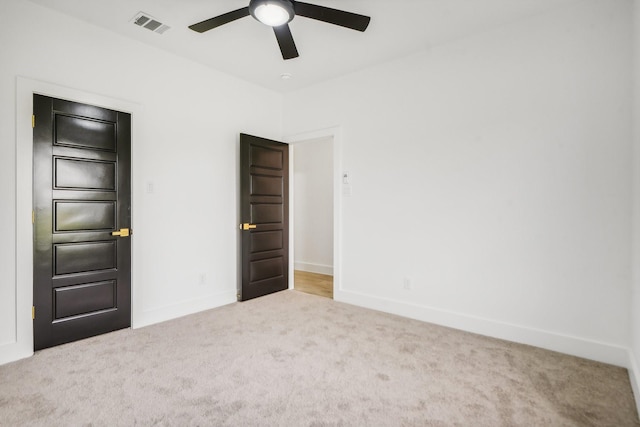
[
  {"left": 255, "top": 5, "right": 289, "bottom": 26},
  {"left": 249, "top": 0, "right": 294, "bottom": 27}
]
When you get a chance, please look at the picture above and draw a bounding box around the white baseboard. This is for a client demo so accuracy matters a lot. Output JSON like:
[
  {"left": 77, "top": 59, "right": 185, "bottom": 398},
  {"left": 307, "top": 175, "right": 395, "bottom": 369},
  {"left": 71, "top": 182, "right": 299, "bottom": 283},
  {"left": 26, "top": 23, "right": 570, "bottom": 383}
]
[
  {"left": 334, "top": 289, "right": 629, "bottom": 367},
  {"left": 294, "top": 262, "right": 333, "bottom": 276},
  {"left": 0, "top": 341, "right": 33, "bottom": 366},
  {"left": 629, "top": 350, "right": 640, "bottom": 417},
  {"left": 132, "top": 290, "right": 237, "bottom": 329}
]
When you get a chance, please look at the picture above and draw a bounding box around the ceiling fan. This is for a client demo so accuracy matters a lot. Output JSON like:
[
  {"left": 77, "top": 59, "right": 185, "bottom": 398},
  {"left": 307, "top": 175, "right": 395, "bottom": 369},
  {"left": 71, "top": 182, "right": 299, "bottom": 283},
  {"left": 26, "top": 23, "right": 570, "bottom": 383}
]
[{"left": 189, "top": 0, "right": 371, "bottom": 60}]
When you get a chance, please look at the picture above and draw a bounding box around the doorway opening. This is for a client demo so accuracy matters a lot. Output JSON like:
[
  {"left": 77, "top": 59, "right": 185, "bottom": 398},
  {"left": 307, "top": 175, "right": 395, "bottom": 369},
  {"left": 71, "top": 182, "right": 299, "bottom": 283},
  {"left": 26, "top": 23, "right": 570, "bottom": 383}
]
[{"left": 291, "top": 136, "right": 334, "bottom": 299}]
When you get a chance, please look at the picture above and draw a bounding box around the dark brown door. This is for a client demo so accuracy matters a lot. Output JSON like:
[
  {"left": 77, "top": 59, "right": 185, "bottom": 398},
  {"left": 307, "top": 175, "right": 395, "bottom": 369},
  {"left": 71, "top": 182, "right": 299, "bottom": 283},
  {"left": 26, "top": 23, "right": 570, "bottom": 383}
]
[
  {"left": 33, "top": 94, "right": 131, "bottom": 351},
  {"left": 239, "top": 133, "right": 289, "bottom": 301}
]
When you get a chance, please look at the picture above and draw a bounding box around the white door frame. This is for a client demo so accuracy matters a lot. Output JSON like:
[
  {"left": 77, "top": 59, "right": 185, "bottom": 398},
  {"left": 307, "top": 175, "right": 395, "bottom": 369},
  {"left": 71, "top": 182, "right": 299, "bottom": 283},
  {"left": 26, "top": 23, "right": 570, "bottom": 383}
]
[{"left": 10, "top": 77, "right": 141, "bottom": 364}]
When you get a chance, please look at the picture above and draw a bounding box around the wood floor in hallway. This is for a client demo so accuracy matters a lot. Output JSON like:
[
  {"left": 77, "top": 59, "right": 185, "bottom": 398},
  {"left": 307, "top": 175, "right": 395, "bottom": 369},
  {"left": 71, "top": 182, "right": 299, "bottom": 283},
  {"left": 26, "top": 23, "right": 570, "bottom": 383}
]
[{"left": 294, "top": 270, "right": 333, "bottom": 299}]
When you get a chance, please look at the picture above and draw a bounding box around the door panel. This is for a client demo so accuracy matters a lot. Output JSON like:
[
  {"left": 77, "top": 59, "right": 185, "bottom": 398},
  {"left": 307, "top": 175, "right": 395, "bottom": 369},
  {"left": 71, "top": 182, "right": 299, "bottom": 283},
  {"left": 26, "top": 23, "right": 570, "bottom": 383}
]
[
  {"left": 251, "top": 204, "right": 283, "bottom": 223},
  {"left": 54, "top": 241, "right": 117, "bottom": 275},
  {"left": 239, "top": 134, "right": 289, "bottom": 301},
  {"left": 54, "top": 157, "right": 116, "bottom": 190},
  {"left": 55, "top": 114, "right": 117, "bottom": 151},
  {"left": 33, "top": 94, "right": 131, "bottom": 351},
  {"left": 54, "top": 201, "right": 116, "bottom": 231},
  {"left": 250, "top": 231, "right": 283, "bottom": 252},
  {"left": 54, "top": 281, "right": 116, "bottom": 319}
]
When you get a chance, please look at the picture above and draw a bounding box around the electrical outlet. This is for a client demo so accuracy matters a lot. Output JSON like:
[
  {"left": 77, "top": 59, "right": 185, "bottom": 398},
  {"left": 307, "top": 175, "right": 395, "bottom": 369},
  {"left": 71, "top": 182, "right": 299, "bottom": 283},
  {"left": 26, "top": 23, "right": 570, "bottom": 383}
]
[
  {"left": 199, "top": 273, "right": 207, "bottom": 286},
  {"left": 403, "top": 277, "right": 411, "bottom": 290}
]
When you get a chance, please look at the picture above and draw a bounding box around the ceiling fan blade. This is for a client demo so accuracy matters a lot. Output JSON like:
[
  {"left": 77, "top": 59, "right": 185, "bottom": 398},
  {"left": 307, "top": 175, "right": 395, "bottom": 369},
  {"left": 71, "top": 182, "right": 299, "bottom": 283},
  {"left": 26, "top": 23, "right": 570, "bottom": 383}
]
[
  {"left": 273, "top": 24, "right": 299, "bottom": 60},
  {"left": 189, "top": 7, "right": 250, "bottom": 33},
  {"left": 294, "top": 2, "right": 370, "bottom": 32}
]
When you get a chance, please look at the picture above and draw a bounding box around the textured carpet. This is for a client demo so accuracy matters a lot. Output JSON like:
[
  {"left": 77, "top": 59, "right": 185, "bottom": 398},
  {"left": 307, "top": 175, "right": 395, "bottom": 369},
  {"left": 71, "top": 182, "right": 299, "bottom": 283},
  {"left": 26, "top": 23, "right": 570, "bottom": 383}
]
[{"left": 0, "top": 290, "right": 638, "bottom": 426}]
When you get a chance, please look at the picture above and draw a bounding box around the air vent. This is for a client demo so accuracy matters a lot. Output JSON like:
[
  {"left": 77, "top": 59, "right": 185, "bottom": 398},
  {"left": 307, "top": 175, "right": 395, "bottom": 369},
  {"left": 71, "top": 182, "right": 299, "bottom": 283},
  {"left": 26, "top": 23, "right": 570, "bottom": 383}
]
[{"left": 132, "top": 12, "right": 170, "bottom": 34}]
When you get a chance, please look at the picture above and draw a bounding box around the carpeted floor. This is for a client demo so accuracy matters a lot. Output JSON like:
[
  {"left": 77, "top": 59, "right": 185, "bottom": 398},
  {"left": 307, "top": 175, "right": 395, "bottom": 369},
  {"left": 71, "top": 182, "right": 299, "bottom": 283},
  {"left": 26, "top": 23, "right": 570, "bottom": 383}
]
[{"left": 0, "top": 290, "right": 638, "bottom": 426}]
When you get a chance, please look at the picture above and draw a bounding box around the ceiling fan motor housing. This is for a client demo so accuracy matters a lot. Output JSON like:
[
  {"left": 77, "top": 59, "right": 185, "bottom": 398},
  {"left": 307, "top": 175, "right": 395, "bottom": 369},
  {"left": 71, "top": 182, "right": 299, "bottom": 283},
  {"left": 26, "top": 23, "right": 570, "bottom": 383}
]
[{"left": 249, "top": 0, "right": 295, "bottom": 26}]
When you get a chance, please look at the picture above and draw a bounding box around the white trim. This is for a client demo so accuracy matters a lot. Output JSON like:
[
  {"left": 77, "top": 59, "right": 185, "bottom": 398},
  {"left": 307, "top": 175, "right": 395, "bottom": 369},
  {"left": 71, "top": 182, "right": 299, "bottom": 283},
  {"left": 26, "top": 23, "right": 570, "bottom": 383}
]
[
  {"left": 7, "top": 76, "right": 143, "bottom": 365},
  {"left": 630, "top": 0, "right": 640, "bottom": 417},
  {"left": 629, "top": 350, "right": 640, "bottom": 416},
  {"left": 294, "top": 262, "right": 333, "bottom": 276},
  {"left": 337, "top": 289, "right": 630, "bottom": 367},
  {"left": 134, "top": 290, "right": 237, "bottom": 329},
  {"left": 284, "top": 127, "right": 342, "bottom": 297}
]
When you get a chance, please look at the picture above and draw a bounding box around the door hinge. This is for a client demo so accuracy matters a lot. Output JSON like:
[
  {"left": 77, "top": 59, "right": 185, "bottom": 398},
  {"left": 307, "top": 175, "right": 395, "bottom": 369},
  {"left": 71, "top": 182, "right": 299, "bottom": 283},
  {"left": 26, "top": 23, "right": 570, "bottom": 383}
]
[
  {"left": 32, "top": 306, "right": 35, "bottom": 320},
  {"left": 32, "top": 115, "right": 35, "bottom": 128}
]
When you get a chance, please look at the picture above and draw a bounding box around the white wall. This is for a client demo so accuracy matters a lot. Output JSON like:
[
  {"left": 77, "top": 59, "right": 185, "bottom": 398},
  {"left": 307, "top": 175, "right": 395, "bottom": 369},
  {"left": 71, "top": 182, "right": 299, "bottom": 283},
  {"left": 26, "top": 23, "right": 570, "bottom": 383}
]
[
  {"left": 631, "top": 0, "right": 640, "bottom": 411},
  {"left": 0, "top": 0, "right": 282, "bottom": 364},
  {"left": 293, "top": 138, "right": 334, "bottom": 275},
  {"left": 284, "top": 0, "right": 634, "bottom": 366}
]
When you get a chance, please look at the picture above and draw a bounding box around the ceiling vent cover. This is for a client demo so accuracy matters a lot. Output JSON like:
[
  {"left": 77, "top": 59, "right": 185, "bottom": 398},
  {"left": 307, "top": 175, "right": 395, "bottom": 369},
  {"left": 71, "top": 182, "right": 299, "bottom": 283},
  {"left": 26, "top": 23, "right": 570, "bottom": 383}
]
[{"left": 132, "top": 12, "right": 170, "bottom": 34}]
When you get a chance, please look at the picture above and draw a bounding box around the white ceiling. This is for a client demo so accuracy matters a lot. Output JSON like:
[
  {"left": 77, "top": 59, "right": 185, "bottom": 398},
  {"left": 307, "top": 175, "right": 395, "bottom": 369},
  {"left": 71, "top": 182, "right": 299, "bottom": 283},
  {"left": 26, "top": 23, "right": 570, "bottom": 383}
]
[{"left": 28, "top": 0, "right": 578, "bottom": 93}]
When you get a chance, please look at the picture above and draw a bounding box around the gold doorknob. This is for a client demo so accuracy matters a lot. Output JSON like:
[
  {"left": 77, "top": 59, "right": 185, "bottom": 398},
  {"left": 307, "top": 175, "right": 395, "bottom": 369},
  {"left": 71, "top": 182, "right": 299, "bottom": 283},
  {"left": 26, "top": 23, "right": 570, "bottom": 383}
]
[
  {"left": 112, "top": 228, "right": 130, "bottom": 237},
  {"left": 239, "top": 223, "right": 257, "bottom": 230}
]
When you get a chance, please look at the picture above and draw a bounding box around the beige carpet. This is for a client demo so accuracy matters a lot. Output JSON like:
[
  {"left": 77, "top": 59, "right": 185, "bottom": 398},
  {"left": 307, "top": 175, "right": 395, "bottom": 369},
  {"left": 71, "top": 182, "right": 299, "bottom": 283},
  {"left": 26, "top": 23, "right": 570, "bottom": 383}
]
[{"left": 0, "top": 290, "right": 638, "bottom": 426}]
